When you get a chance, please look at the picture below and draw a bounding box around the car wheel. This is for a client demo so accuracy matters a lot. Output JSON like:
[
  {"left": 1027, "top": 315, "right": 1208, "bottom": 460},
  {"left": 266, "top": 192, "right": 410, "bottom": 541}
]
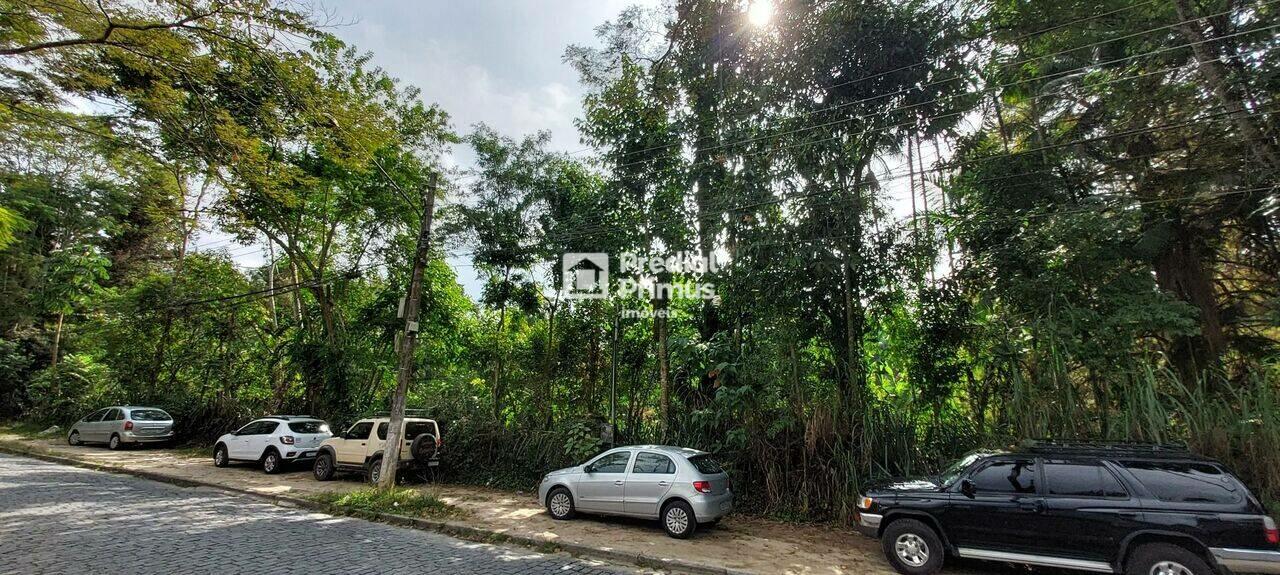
[
  {"left": 313, "top": 452, "right": 335, "bottom": 481},
  {"left": 546, "top": 487, "right": 575, "bottom": 520},
  {"left": 661, "top": 500, "right": 697, "bottom": 539},
  {"left": 213, "top": 444, "right": 229, "bottom": 468},
  {"left": 367, "top": 457, "right": 383, "bottom": 485},
  {"left": 881, "top": 518, "right": 944, "bottom": 575},
  {"left": 67, "top": 430, "right": 81, "bottom": 446},
  {"left": 1126, "top": 543, "right": 1213, "bottom": 575},
  {"left": 108, "top": 434, "right": 121, "bottom": 450},
  {"left": 263, "top": 450, "right": 283, "bottom": 474}
]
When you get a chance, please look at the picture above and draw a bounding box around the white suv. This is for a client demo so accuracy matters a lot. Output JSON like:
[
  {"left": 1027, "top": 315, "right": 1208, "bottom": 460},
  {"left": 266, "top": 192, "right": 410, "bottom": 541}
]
[
  {"left": 312, "top": 415, "right": 441, "bottom": 484},
  {"left": 213, "top": 416, "right": 333, "bottom": 474}
]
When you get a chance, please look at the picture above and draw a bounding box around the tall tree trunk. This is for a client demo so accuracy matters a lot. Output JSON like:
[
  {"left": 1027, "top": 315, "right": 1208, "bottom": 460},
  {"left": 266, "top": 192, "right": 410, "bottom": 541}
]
[
  {"left": 491, "top": 265, "right": 511, "bottom": 423},
  {"left": 1152, "top": 221, "right": 1225, "bottom": 382},
  {"left": 49, "top": 312, "right": 64, "bottom": 368},
  {"left": 1173, "top": 0, "right": 1280, "bottom": 170},
  {"left": 655, "top": 296, "right": 671, "bottom": 441}
]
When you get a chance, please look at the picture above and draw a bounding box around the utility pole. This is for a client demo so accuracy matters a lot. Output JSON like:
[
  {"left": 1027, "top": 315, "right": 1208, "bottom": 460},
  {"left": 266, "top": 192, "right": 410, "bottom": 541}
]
[
  {"left": 379, "top": 171, "right": 439, "bottom": 490},
  {"left": 609, "top": 311, "right": 618, "bottom": 445}
]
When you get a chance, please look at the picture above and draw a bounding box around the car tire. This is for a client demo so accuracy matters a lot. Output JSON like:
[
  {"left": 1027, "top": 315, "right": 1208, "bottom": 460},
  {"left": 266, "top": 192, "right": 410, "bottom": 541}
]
[
  {"left": 367, "top": 457, "right": 383, "bottom": 485},
  {"left": 108, "top": 434, "right": 122, "bottom": 450},
  {"left": 661, "top": 500, "right": 697, "bottom": 539},
  {"left": 881, "top": 518, "right": 944, "bottom": 575},
  {"left": 313, "top": 452, "right": 335, "bottom": 481},
  {"left": 262, "top": 449, "right": 283, "bottom": 474},
  {"left": 546, "top": 487, "right": 576, "bottom": 520},
  {"left": 213, "top": 444, "right": 230, "bottom": 468},
  {"left": 67, "top": 430, "right": 81, "bottom": 446},
  {"left": 1125, "top": 543, "right": 1213, "bottom": 575}
]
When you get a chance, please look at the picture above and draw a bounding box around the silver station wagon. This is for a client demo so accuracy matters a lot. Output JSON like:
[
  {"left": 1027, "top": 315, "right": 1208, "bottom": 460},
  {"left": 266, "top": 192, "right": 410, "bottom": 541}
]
[
  {"left": 68, "top": 406, "right": 175, "bottom": 449},
  {"left": 538, "top": 445, "right": 733, "bottom": 538}
]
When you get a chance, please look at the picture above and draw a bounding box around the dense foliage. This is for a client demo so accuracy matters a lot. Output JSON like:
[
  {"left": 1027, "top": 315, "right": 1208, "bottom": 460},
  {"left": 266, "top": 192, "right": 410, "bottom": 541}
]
[{"left": 1, "top": 0, "right": 1276, "bottom": 521}]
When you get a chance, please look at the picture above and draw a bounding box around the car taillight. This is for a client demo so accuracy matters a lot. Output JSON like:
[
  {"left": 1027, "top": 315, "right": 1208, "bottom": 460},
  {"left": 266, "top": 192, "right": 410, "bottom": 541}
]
[
  {"left": 124, "top": 421, "right": 133, "bottom": 431},
  {"left": 280, "top": 436, "right": 295, "bottom": 445},
  {"left": 693, "top": 481, "right": 712, "bottom": 494},
  {"left": 436, "top": 437, "right": 443, "bottom": 448},
  {"left": 1266, "top": 516, "right": 1278, "bottom": 544}
]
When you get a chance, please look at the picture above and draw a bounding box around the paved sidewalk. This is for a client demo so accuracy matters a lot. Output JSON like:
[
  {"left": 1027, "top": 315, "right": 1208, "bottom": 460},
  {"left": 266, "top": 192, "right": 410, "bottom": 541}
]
[
  {"left": 0, "top": 453, "right": 634, "bottom": 575},
  {"left": 0, "top": 431, "right": 1006, "bottom": 575}
]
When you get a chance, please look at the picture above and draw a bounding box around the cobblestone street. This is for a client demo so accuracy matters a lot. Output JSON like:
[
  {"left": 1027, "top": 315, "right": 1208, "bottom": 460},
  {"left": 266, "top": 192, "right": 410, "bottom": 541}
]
[{"left": 0, "top": 454, "right": 633, "bottom": 575}]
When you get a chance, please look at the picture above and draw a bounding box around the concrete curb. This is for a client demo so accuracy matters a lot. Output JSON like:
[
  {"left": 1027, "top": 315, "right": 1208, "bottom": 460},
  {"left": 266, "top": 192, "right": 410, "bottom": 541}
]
[{"left": 0, "top": 441, "right": 751, "bottom": 575}]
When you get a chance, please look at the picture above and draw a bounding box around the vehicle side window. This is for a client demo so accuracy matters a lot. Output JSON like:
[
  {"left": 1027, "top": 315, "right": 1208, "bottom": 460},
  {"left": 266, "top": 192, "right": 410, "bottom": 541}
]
[
  {"left": 259, "top": 421, "right": 279, "bottom": 435},
  {"left": 632, "top": 452, "right": 676, "bottom": 474},
  {"left": 104, "top": 408, "right": 121, "bottom": 421},
  {"left": 237, "top": 420, "right": 263, "bottom": 435},
  {"left": 85, "top": 409, "right": 108, "bottom": 422},
  {"left": 377, "top": 423, "right": 388, "bottom": 440},
  {"left": 1120, "top": 460, "right": 1239, "bottom": 504},
  {"left": 970, "top": 460, "right": 1038, "bottom": 494},
  {"left": 591, "top": 451, "right": 632, "bottom": 473},
  {"left": 1044, "top": 461, "right": 1127, "bottom": 498},
  {"left": 346, "top": 422, "right": 374, "bottom": 440}
]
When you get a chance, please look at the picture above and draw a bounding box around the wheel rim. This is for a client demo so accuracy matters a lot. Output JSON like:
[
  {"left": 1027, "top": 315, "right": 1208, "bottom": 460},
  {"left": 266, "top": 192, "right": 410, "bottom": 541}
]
[
  {"left": 370, "top": 464, "right": 381, "bottom": 484},
  {"left": 110, "top": 436, "right": 119, "bottom": 448},
  {"left": 70, "top": 432, "right": 79, "bottom": 445},
  {"left": 1150, "top": 561, "right": 1193, "bottom": 575},
  {"left": 316, "top": 457, "right": 329, "bottom": 477},
  {"left": 265, "top": 455, "right": 277, "bottom": 471},
  {"left": 550, "top": 492, "right": 571, "bottom": 517},
  {"left": 215, "top": 449, "right": 225, "bottom": 465},
  {"left": 894, "top": 533, "right": 930, "bottom": 568},
  {"left": 665, "top": 506, "right": 689, "bottom": 534}
]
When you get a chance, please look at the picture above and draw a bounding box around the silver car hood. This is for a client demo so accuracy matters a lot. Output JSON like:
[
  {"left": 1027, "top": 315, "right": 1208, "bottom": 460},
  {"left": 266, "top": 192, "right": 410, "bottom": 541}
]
[{"left": 545, "top": 466, "right": 582, "bottom": 477}]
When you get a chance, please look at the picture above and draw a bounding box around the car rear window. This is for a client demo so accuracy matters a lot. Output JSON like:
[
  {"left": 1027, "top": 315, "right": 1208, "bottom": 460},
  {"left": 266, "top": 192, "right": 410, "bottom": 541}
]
[
  {"left": 1120, "top": 460, "right": 1240, "bottom": 504},
  {"left": 405, "top": 422, "right": 436, "bottom": 439},
  {"left": 687, "top": 454, "right": 723, "bottom": 474},
  {"left": 130, "top": 409, "right": 170, "bottom": 421},
  {"left": 288, "top": 421, "right": 327, "bottom": 434}
]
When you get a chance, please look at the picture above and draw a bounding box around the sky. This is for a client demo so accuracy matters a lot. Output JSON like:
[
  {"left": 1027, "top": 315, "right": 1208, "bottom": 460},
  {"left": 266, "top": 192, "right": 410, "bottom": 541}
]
[{"left": 191, "top": 0, "right": 654, "bottom": 293}]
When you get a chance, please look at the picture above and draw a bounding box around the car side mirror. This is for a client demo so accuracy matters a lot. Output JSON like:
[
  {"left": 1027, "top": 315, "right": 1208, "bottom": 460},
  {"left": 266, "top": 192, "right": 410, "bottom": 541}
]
[
  {"left": 584, "top": 463, "right": 596, "bottom": 474},
  {"left": 960, "top": 479, "right": 976, "bottom": 498}
]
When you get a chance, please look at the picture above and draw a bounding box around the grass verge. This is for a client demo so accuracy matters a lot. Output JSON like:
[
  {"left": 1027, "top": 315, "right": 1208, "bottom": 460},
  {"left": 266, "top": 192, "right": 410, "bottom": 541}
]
[{"left": 311, "top": 487, "right": 468, "bottom": 520}]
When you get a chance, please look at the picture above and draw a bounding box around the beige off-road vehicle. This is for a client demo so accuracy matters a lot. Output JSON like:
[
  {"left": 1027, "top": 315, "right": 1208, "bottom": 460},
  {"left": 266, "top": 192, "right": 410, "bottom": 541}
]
[{"left": 312, "top": 414, "right": 441, "bottom": 484}]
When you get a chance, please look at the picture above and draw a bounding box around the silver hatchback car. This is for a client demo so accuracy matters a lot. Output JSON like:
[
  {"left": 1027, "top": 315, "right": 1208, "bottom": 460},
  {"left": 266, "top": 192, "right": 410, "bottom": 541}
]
[
  {"left": 68, "top": 406, "right": 175, "bottom": 449},
  {"left": 538, "top": 445, "right": 732, "bottom": 538}
]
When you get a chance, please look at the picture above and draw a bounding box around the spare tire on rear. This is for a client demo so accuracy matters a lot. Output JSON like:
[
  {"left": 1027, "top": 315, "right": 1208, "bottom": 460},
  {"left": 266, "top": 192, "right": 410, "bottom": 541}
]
[{"left": 410, "top": 433, "right": 437, "bottom": 461}]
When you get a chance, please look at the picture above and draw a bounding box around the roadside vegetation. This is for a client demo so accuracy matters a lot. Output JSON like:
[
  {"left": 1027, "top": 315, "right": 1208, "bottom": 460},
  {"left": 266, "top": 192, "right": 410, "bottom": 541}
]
[
  {"left": 310, "top": 488, "right": 467, "bottom": 520},
  {"left": 0, "top": 0, "right": 1276, "bottom": 524}
]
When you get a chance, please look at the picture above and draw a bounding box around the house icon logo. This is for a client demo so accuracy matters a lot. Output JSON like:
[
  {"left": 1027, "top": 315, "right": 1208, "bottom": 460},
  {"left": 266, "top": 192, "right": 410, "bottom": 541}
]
[{"left": 562, "top": 253, "right": 609, "bottom": 299}]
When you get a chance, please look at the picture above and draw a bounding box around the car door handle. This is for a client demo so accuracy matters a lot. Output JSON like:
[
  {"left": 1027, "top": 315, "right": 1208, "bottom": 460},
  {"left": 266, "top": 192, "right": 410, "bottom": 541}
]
[
  {"left": 657, "top": 481, "right": 670, "bottom": 486},
  {"left": 614, "top": 480, "right": 625, "bottom": 486},
  {"left": 1018, "top": 500, "right": 1044, "bottom": 513}
]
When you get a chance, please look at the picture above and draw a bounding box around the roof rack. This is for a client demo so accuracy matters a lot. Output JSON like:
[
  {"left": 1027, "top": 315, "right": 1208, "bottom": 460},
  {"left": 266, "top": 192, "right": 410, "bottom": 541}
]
[
  {"left": 364, "top": 409, "right": 432, "bottom": 418},
  {"left": 1019, "top": 439, "right": 1195, "bottom": 457},
  {"left": 264, "top": 414, "right": 315, "bottom": 420}
]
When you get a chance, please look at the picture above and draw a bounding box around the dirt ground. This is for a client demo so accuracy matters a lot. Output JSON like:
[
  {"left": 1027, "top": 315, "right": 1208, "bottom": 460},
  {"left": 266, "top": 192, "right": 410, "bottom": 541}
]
[{"left": 0, "top": 430, "right": 1017, "bottom": 575}]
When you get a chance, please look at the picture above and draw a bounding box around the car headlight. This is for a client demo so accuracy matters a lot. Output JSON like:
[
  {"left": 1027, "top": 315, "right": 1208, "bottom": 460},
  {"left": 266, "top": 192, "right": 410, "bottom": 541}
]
[{"left": 858, "top": 496, "right": 874, "bottom": 510}]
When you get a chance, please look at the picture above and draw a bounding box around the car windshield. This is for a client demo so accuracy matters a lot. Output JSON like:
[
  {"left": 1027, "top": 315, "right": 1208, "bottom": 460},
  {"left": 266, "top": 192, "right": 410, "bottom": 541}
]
[
  {"left": 687, "top": 454, "right": 723, "bottom": 474},
  {"left": 938, "top": 451, "right": 989, "bottom": 486},
  {"left": 129, "top": 409, "right": 170, "bottom": 421},
  {"left": 288, "top": 421, "right": 328, "bottom": 434}
]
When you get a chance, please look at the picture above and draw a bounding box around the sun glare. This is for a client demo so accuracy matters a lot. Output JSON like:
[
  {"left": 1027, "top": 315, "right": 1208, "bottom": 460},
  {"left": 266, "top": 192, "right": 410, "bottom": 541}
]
[{"left": 747, "top": 0, "right": 773, "bottom": 27}]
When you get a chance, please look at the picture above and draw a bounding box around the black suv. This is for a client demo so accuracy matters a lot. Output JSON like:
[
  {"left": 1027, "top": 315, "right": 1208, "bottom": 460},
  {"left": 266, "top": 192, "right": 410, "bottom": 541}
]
[{"left": 855, "top": 441, "right": 1280, "bottom": 575}]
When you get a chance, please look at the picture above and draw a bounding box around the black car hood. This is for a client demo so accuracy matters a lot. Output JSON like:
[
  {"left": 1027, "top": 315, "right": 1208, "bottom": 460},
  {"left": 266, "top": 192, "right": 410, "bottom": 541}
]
[{"left": 864, "top": 476, "right": 942, "bottom": 494}]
